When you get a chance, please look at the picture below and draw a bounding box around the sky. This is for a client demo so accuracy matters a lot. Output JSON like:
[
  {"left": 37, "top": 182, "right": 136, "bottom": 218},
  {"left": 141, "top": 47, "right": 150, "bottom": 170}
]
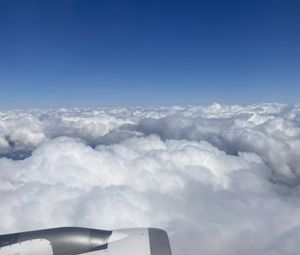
[{"left": 0, "top": 0, "right": 299, "bottom": 108}]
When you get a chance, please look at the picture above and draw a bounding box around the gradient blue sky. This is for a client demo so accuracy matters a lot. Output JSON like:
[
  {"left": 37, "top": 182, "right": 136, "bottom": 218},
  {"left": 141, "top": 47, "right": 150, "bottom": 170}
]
[{"left": 0, "top": 0, "right": 299, "bottom": 108}]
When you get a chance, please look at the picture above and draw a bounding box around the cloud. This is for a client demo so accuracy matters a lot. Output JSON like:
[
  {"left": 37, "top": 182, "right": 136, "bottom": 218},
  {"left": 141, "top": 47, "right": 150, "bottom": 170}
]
[{"left": 1, "top": 103, "right": 300, "bottom": 255}]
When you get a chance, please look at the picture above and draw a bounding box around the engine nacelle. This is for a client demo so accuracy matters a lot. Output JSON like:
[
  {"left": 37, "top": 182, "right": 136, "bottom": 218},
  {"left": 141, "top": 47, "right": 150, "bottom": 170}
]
[{"left": 0, "top": 227, "right": 172, "bottom": 255}]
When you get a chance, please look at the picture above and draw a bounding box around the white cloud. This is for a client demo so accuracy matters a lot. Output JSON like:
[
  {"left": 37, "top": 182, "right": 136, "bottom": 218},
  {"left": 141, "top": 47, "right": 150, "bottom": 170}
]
[{"left": 1, "top": 103, "right": 300, "bottom": 255}]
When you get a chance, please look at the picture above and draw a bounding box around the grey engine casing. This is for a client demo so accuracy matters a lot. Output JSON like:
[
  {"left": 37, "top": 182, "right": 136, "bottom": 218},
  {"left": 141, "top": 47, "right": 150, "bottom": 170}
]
[{"left": 0, "top": 227, "right": 172, "bottom": 255}]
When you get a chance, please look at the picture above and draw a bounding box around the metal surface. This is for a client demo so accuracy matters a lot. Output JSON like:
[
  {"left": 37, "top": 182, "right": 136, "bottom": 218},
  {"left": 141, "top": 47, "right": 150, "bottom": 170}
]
[
  {"left": 0, "top": 227, "right": 111, "bottom": 255},
  {"left": 149, "top": 228, "right": 172, "bottom": 255},
  {"left": 107, "top": 228, "right": 151, "bottom": 255},
  {"left": 0, "top": 227, "right": 172, "bottom": 255}
]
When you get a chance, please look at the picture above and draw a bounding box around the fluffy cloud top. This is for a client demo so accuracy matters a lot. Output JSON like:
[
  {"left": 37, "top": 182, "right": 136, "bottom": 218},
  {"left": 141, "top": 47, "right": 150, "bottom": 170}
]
[{"left": 1, "top": 103, "right": 300, "bottom": 255}]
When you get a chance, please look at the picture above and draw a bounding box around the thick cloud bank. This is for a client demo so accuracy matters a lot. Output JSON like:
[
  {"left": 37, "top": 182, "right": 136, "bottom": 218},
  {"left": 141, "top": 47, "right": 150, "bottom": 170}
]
[{"left": 1, "top": 103, "right": 300, "bottom": 255}]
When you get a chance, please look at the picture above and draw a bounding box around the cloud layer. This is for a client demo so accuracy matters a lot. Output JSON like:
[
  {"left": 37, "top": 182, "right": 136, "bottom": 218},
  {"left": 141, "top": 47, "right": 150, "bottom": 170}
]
[{"left": 1, "top": 103, "right": 300, "bottom": 255}]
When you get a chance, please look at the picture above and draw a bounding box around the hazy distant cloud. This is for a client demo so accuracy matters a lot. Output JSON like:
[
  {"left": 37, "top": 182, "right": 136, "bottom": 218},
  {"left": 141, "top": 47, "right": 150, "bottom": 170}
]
[{"left": 1, "top": 103, "right": 300, "bottom": 255}]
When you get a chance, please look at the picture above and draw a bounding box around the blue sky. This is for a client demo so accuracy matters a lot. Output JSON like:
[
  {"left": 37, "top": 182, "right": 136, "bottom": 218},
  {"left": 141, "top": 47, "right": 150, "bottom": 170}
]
[{"left": 0, "top": 0, "right": 299, "bottom": 108}]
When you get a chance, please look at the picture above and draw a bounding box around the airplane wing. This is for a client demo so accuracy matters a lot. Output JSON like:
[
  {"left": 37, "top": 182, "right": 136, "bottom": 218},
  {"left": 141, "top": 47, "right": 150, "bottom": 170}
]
[{"left": 0, "top": 227, "right": 172, "bottom": 255}]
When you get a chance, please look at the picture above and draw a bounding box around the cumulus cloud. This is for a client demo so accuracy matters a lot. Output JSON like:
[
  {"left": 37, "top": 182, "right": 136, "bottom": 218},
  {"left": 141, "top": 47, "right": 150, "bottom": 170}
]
[{"left": 1, "top": 103, "right": 300, "bottom": 255}]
